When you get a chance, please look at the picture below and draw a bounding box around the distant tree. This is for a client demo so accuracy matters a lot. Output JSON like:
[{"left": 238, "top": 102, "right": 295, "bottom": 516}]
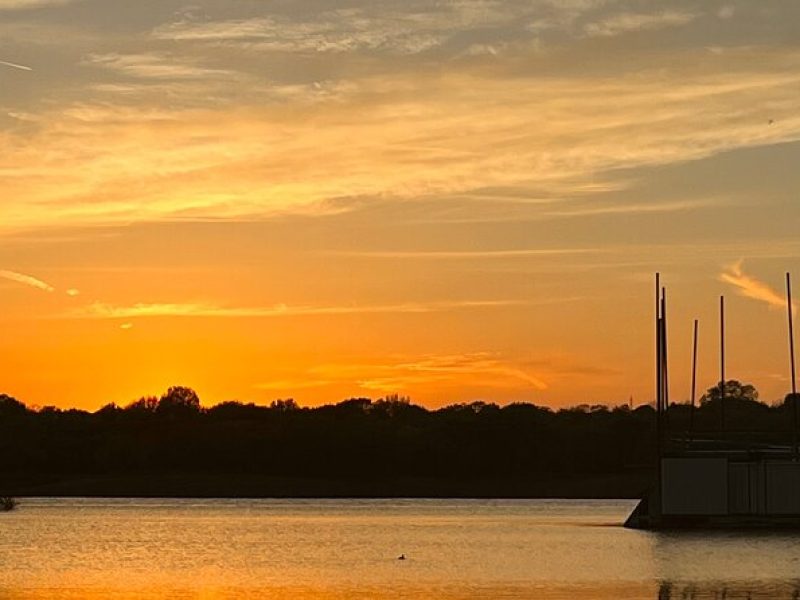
[
  {"left": 472, "top": 401, "right": 500, "bottom": 414},
  {"left": 270, "top": 398, "right": 298, "bottom": 412},
  {"left": 700, "top": 380, "right": 759, "bottom": 405},
  {"left": 208, "top": 400, "right": 265, "bottom": 420},
  {"left": 335, "top": 398, "right": 372, "bottom": 414},
  {"left": 782, "top": 392, "right": 800, "bottom": 409},
  {"left": 0, "top": 394, "right": 27, "bottom": 417},
  {"left": 380, "top": 394, "right": 410, "bottom": 405},
  {"left": 96, "top": 403, "right": 122, "bottom": 420},
  {"left": 156, "top": 386, "right": 201, "bottom": 417},
  {"left": 126, "top": 396, "right": 159, "bottom": 414},
  {"left": 374, "top": 394, "right": 418, "bottom": 418}
]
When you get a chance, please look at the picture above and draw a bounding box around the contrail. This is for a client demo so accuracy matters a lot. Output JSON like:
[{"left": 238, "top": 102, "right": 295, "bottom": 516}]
[
  {"left": 0, "top": 60, "right": 32, "bottom": 71},
  {"left": 0, "top": 270, "right": 55, "bottom": 292}
]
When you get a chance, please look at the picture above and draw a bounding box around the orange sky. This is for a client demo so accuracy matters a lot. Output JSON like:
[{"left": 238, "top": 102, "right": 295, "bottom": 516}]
[{"left": 2, "top": 0, "right": 800, "bottom": 410}]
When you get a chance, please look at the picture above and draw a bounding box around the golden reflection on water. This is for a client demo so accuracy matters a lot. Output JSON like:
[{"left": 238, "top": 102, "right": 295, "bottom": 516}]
[
  {"left": 5, "top": 583, "right": 800, "bottom": 600},
  {"left": 4, "top": 500, "right": 800, "bottom": 600},
  {"left": 0, "top": 583, "right": 653, "bottom": 600}
]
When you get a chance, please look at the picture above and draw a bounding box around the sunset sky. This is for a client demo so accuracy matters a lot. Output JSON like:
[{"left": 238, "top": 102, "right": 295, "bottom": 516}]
[{"left": 1, "top": 0, "right": 800, "bottom": 410}]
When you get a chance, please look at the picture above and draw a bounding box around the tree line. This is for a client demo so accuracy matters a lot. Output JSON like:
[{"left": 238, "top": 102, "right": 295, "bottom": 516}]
[{"left": 0, "top": 382, "right": 797, "bottom": 497}]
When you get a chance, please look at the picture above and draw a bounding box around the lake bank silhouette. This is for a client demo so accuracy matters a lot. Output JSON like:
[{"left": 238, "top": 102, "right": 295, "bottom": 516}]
[{"left": 3, "top": 385, "right": 796, "bottom": 499}]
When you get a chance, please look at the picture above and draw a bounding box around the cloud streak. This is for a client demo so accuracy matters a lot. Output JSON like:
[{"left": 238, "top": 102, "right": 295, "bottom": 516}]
[
  {"left": 0, "top": 270, "right": 55, "bottom": 292},
  {"left": 330, "top": 248, "right": 600, "bottom": 259},
  {"left": 84, "top": 53, "right": 232, "bottom": 80},
  {"left": 0, "top": 60, "right": 32, "bottom": 71},
  {"left": 152, "top": 2, "right": 524, "bottom": 55},
  {"left": 74, "top": 299, "right": 529, "bottom": 319},
  {"left": 293, "top": 352, "right": 551, "bottom": 393},
  {"left": 358, "top": 353, "right": 550, "bottom": 391},
  {"left": 0, "top": 0, "right": 70, "bottom": 9},
  {"left": 720, "top": 261, "right": 792, "bottom": 312},
  {"left": 584, "top": 10, "right": 698, "bottom": 37}
]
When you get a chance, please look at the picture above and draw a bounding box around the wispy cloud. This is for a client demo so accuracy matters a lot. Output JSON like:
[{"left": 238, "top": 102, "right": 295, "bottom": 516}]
[
  {"left": 152, "top": 3, "right": 516, "bottom": 55},
  {"left": 719, "top": 261, "right": 792, "bottom": 312},
  {"left": 330, "top": 248, "right": 600, "bottom": 259},
  {"left": 74, "top": 299, "right": 528, "bottom": 319},
  {"left": 0, "top": 269, "right": 55, "bottom": 292},
  {"left": 304, "top": 352, "right": 551, "bottom": 393},
  {"left": 541, "top": 198, "right": 720, "bottom": 219},
  {"left": 151, "top": 0, "right": 621, "bottom": 57},
  {"left": 84, "top": 53, "right": 233, "bottom": 80},
  {"left": 154, "top": 15, "right": 445, "bottom": 55},
  {"left": 1, "top": 3, "right": 800, "bottom": 234},
  {"left": 3, "top": 60, "right": 800, "bottom": 231},
  {"left": 289, "top": 352, "right": 618, "bottom": 397},
  {"left": 584, "top": 10, "right": 698, "bottom": 37},
  {"left": 252, "top": 352, "right": 561, "bottom": 395},
  {"left": 358, "top": 353, "right": 550, "bottom": 392}
]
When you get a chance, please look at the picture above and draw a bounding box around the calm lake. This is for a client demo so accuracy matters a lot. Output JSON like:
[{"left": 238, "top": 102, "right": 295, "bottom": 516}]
[{"left": 2, "top": 498, "right": 800, "bottom": 599}]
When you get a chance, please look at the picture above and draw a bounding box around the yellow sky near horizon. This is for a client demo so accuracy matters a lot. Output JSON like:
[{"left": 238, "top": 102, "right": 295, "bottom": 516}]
[{"left": 2, "top": 0, "right": 800, "bottom": 410}]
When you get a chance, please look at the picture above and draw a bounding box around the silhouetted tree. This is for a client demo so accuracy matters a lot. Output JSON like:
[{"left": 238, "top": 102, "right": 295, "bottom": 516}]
[
  {"left": 373, "top": 395, "right": 419, "bottom": 418},
  {"left": 334, "top": 398, "right": 372, "bottom": 415},
  {"left": 208, "top": 401, "right": 266, "bottom": 420},
  {"left": 700, "top": 380, "right": 759, "bottom": 405},
  {"left": 126, "top": 396, "right": 158, "bottom": 414},
  {"left": 783, "top": 392, "right": 800, "bottom": 408},
  {"left": 270, "top": 398, "right": 298, "bottom": 412},
  {"left": 157, "top": 386, "right": 201, "bottom": 417},
  {"left": 0, "top": 394, "right": 27, "bottom": 417},
  {"left": 97, "top": 403, "right": 122, "bottom": 415}
]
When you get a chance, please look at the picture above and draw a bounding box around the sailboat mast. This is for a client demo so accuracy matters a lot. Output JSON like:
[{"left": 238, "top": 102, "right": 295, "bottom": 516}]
[
  {"left": 655, "top": 274, "right": 663, "bottom": 468},
  {"left": 689, "top": 319, "right": 698, "bottom": 440},
  {"left": 787, "top": 273, "right": 797, "bottom": 456},
  {"left": 720, "top": 296, "right": 726, "bottom": 433}
]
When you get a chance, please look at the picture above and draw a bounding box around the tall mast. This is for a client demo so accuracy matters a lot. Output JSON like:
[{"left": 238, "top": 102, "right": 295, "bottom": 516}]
[
  {"left": 661, "top": 288, "right": 669, "bottom": 414},
  {"left": 787, "top": 273, "right": 797, "bottom": 457},
  {"left": 656, "top": 273, "right": 661, "bottom": 414},
  {"left": 720, "top": 296, "right": 725, "bottom": 433},
  {"left": 655, "top": 274, "right": 663, "bottom": 466},
  {"left": 689, "top": 319, "right": 698, "bottom": 441}
]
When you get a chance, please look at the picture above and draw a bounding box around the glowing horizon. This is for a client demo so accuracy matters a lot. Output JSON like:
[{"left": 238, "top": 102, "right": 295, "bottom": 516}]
[{"left": 2, "top": 0, "right": 800, "bottom": 410}]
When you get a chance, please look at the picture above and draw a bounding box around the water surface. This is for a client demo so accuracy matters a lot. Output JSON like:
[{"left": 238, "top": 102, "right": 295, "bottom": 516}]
[{"left": 2, "top": 498, "right": 800, "bottom": 599}]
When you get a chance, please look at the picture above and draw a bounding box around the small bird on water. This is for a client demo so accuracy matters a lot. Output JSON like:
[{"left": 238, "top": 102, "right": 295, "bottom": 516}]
[{"left": 398, "top": 554, "right": 406, "bottom": 561}]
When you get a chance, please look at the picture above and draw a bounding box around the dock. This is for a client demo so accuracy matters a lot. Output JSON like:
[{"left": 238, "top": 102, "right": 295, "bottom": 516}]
[{"left": 625, "top": 273, "right": 800, "bottom": 529}]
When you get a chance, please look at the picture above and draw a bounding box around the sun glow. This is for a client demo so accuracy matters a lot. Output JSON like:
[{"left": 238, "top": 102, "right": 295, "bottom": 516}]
[{"left": 2, "top": 0, "right": 800, "bottom": 409}]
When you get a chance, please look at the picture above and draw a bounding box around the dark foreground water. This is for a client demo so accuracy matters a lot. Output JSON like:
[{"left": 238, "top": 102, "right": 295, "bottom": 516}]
[{"left": 2, "top": 499, "right": 800, "bottom": 599}]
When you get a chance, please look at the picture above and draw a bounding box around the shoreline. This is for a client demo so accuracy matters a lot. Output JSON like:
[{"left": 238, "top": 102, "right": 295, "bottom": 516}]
[{"left": 2, "top": 471, "right": 651, "bottom": 499}]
